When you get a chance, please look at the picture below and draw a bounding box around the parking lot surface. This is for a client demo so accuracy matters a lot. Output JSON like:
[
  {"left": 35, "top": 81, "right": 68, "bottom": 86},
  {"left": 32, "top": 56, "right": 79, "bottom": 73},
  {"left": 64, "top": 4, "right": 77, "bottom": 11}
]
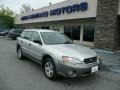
[
  {"left": 0, "top": 37, "right": 120, "bottom": 90},
  {"left": 93, "top": 49, "right": 120, "bottom": 74}
]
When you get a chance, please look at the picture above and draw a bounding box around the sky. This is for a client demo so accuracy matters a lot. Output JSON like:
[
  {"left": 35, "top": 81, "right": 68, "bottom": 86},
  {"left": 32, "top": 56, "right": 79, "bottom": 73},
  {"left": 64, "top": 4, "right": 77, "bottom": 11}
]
[{"left": 0, "top": 0, "right": 65, "bottom": 14}]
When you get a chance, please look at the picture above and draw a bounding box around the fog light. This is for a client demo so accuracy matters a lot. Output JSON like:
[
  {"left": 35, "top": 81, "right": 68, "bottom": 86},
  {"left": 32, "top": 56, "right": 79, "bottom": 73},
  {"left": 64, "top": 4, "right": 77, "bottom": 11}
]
[{"left": 68, "top": 71, "right": 77, "bottom": 78}]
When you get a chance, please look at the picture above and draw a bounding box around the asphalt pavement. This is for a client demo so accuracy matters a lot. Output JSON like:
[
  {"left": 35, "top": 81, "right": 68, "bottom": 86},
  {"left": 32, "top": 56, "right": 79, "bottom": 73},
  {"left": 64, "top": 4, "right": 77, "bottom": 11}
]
[
  {"left": 0, "top": 37, "right": 120, "bottom": 90},
  {"left": 93, "top": 49, "right": 120, "bottom": 73}
]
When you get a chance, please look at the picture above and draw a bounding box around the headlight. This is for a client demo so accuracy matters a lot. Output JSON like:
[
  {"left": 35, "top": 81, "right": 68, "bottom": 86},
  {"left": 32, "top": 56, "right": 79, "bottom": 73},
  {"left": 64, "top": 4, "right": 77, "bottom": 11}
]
[{"left": 62, "top": 56, "right": 83, "bottom": 65}]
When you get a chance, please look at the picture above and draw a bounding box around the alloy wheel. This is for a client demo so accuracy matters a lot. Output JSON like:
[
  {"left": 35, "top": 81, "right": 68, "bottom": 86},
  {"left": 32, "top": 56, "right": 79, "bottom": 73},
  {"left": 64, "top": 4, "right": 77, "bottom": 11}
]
[{"left": 45, "top": 61, "right": 54, "bottom": 77}]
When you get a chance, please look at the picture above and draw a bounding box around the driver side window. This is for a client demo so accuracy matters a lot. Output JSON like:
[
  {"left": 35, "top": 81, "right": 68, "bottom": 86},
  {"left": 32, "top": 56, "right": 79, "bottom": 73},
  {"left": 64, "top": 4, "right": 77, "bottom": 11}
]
[{"left": 31, "top": 32, "right": 42, "bottom": 44}]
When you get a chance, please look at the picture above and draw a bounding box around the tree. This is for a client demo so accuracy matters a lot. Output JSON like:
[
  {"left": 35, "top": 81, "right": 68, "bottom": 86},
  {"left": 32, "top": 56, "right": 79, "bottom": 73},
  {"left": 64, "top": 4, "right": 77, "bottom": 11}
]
[
  {"left": 0, "top": 5, "right": 14, "bottom": 16},
  {"left": 20, "top": 4, "right": 33, "bottom": 13},
  {"left": 0, "top": 5, "right": 14, "bottom": 29}
]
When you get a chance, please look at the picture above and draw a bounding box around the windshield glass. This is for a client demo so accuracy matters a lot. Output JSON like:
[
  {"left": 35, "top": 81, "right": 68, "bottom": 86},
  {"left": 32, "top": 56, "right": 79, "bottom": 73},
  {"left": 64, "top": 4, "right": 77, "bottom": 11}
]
[
  {"left": 14, "top": 30, "right": 23, "bottom": 33},
  {"left": 10, "top": 29, "right": 23, "bottom": 33},
  {"left": 10, "top": 29, "right": 15, "bottom": 32},
  {"left": 0, "top": 29, "right": 4, "bottom": 32},
  {"left": 40, "top": 32, "right": 73, "bottom": 45}
]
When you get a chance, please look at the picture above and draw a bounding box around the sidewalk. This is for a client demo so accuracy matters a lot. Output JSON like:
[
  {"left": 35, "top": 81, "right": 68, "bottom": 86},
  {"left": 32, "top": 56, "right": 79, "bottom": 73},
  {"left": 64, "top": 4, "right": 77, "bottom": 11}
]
[{"left": 93, "top": 49, "right": 120, "bottom": 73}]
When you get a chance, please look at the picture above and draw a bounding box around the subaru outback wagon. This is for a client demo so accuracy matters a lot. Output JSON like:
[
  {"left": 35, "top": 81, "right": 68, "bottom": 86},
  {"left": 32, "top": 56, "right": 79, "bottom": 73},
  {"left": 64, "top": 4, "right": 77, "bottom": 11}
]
[{"left": 16, "top": 29, "right": 101, "bottom": 80}]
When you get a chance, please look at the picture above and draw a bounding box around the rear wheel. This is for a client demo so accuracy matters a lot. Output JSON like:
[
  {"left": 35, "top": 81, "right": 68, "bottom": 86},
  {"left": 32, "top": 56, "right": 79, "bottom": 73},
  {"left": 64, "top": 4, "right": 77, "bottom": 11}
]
[
  {"left": 12, "top": 37, "right": 16, "bottom": 40},
  {"left": 17, "top": 47, "right": 24, "bottom": 60},
  {"left": 43, "top": 58, "right": 57, "bottom": 80}
]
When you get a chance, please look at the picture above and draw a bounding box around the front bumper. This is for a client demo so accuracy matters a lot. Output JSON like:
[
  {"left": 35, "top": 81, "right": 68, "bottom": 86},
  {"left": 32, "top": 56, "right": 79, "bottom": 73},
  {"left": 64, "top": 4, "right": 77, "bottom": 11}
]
[{"left": 57, "top": 62, "right": 100, "bottom": 78}]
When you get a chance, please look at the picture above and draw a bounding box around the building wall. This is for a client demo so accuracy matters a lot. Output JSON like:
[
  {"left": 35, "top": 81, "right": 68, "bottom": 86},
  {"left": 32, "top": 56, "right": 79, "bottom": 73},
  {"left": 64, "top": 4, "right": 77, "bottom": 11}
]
[
  {"left": 14, "top": 0, "right": 97, "bottom": 24},
  {"left": 94, "top": 0, "right": 119, "bottom": 51}
]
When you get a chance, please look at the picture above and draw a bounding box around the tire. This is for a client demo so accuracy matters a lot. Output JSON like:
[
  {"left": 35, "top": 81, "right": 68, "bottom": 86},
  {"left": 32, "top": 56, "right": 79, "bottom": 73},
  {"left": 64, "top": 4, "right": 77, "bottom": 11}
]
[
  {"left": 17, "top": 47, "right": 24, "bottom": 60},
  {"left": 12, "top": 37, "right": 16, "bottom": 40},
  {"left": 43, "top": 58, "right": 57, "bottom": 80}
]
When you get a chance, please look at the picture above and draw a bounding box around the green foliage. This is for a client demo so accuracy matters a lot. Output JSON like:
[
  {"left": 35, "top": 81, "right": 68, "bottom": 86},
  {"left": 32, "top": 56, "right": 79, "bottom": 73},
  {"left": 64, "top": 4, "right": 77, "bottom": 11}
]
[
  {"left": 0, "top": 5, "right": 14, "bottom": 16},
  {"left": 0, "top": 15, "right": 14, "bottom": 29},
  {"left": 0, "top": 5, "right": 14, "bottom": 29}
]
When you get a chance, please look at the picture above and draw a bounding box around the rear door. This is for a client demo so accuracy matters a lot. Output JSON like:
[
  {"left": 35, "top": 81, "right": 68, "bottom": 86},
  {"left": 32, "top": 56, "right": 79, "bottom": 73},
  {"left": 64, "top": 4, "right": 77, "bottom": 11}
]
[{"left": 20, "top": 31, "right": 33, "bottom": 54}]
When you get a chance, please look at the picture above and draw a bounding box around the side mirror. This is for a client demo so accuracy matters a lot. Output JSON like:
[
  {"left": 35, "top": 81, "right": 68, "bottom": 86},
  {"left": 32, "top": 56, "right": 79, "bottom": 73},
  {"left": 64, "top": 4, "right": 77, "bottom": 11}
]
[{"left": 33, "top": 40, "right": 42, "bottom": 45}]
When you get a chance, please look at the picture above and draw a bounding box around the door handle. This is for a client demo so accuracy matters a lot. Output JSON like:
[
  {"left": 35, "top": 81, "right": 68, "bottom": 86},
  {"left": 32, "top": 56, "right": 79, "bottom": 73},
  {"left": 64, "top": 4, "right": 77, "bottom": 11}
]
[{"left": 29, "top": 43, "right": 31, "bottom": 46}]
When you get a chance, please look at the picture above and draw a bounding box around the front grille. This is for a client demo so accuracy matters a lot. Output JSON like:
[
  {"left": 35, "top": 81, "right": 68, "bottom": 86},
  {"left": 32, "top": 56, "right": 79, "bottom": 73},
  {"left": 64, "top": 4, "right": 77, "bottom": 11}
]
[{"left": 84, "top": 57, "right": 97, "bottom": 64}]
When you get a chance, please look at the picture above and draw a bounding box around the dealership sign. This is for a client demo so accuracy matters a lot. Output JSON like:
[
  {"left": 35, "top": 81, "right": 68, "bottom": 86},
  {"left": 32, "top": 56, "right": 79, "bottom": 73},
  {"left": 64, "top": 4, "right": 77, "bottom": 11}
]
[{"left": 21, "top": 2, "right": 88, "bottom": 21}]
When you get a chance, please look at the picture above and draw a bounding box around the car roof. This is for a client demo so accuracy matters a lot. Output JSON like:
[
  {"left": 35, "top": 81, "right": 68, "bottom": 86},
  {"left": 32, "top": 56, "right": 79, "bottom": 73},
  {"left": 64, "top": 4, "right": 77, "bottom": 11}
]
[
  {"left": 24, "top": 29, "right": 56, "bottom": 33},
  {"left": 10, "top": 29, "right": 23, "bottom": 31}
]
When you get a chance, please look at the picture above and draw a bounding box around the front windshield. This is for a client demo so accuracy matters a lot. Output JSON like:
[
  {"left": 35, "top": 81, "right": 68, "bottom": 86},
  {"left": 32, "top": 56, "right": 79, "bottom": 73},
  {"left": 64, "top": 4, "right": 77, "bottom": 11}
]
[
  {"left": 10, "top": 29, "right": 22, "bottom": 33},
  {"left": 10, "top": 29, "right": 15, "bottom": 32},
  {"left": 0, "top": 29, "right": 4, "bottom": 32},
  {"left": 40, "top": 32, "right": 73, "bottom": 45},
  {"left": 14, "top": 30, "right": 23, "bottom": 33}
]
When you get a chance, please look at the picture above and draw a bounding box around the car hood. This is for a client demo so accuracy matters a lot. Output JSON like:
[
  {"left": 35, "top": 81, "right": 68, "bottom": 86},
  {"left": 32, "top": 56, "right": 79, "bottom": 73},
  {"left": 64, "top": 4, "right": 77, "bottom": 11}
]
[{"left": 44, "top": 44, "right": 96, "bottom": 61}]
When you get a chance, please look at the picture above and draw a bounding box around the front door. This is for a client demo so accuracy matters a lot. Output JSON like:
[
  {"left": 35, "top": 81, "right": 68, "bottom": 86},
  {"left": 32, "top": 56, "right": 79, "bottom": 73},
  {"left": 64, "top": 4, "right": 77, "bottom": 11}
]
[{"left": 29, "top": 31, "right": 43, "bottom": 62}]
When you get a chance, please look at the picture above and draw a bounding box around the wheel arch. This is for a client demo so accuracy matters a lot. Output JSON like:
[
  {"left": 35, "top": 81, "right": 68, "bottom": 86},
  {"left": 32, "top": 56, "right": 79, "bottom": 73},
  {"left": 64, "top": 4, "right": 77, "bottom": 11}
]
[
  {"left": 16, "top": 44, "right": 21, "bottom": 52},
  {"left": 42, "top": 54, "right": 56, "bottom": 68}
]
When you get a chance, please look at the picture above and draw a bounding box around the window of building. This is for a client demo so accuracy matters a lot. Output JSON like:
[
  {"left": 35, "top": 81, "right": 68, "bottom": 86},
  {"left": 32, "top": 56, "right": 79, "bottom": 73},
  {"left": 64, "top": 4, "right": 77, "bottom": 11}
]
[
  {"left": 83, "top": 25, "right": 95, "bottom": 42},
  {"left": 33, "top": 26, "right": 40, "bottom": 29},
  {"left": 64, "top": 26, "right": 72, "bottom": 39},
  {"left": 64, "top": 26, "right": 80, "bottom": 40},
  {"left": 72, "top": 26, "right": 80, "bottom": 40},
  {"left": 52, "top": 26, "right": 60, "bottom": 32},
  {"left": 41, "top": 26, "right": 50, "bottom": 29},
  {"left": 53, "top": 28, "right": 59, "bottom": 32}
]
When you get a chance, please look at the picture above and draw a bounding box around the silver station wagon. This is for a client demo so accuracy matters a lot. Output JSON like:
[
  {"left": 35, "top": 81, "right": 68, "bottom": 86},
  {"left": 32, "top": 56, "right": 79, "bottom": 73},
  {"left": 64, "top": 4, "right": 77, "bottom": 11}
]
[{"left": 16, "top": 29, "right": 101, "bottom": 80}]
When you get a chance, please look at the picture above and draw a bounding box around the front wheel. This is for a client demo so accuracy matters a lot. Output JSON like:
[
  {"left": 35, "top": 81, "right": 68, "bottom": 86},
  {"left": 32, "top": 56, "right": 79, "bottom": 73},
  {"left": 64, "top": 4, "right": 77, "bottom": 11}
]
[{"left": 43, "top": 58, "right": 57, "bottom": 80}]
